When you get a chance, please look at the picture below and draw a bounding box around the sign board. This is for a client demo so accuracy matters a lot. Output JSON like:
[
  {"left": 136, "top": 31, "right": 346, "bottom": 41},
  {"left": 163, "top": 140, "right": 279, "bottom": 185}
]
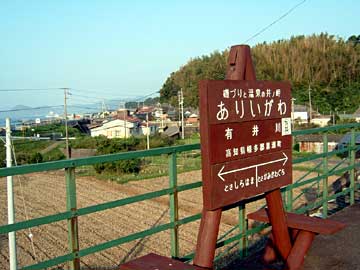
[{"left": 199, "top": 80, "right": 292, "bottom": 210}]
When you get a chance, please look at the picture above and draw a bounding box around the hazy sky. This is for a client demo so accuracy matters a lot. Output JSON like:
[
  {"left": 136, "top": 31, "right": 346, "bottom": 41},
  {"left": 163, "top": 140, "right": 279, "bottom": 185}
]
[{"left": 0, "top": 0, "right": 358, "bottom": 109}]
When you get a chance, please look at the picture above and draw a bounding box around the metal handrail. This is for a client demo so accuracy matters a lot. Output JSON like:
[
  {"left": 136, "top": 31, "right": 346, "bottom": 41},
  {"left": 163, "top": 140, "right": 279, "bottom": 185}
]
[{"left": 0, "top": 122, "right": 359, "bottom": 270}]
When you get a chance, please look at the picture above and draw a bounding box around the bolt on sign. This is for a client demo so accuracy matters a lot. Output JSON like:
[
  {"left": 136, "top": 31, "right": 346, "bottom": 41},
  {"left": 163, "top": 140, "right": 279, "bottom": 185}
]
[{"left": 199, "top": 80, "right": 292, "bottom": 210}]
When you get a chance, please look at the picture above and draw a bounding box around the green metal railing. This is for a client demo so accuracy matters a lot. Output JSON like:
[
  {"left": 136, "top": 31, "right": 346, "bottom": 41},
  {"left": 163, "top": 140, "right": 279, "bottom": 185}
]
[{"left": 1, "top": 123, "right": 360, "bottom": 270}]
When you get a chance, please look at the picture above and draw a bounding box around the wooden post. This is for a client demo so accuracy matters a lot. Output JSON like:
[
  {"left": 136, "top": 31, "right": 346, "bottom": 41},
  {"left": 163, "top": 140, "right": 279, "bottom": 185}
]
[
  {"left": 193, "top": 209, "right": 222, "bottom": 268},
  {"left": 194, "top": 45, "right": 255, "bottom": 269},
  {"left": 225, "top": 45, "right": 256, "bottom": 81},
  {"left": 265, "top": 189, "right": 292, "bottom": 260}
]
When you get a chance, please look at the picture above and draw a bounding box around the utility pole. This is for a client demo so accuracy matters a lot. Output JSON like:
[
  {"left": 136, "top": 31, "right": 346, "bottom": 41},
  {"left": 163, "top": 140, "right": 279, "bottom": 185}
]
[
  {"left": 146, "top": 113, "right": 150, "bottom": 150},
  {"left": 178, "top": 89, "right": 185, "bottom": 139},
  {"left": 308, "top": 85, "right": 312, "bottom": 122},
  {"left": 178, "top": 91, "right": 181, "bottom": 128},
  {"left": 121, "top": 102, "right": 127, "bottom": 139},
  {"left": 6, "top": 118, "right": 17, "bottom": 270},
  {"left": 63, "top": 88, "right": 70, "bottom": 159},
  {"left": 124, "top": 110, "right": 127, "bottom": 138},
  {"left": 101, "top": 99, "right": 107, "bottom": 117},
  {"left": 291, "top": 98, "right": 296, "bottom": 130}
]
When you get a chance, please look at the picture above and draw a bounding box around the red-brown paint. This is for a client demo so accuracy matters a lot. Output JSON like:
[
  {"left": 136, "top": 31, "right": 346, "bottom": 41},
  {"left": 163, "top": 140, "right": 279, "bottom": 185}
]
[{"left": 199, "top": 79, "right": 292, "bottom": 210}]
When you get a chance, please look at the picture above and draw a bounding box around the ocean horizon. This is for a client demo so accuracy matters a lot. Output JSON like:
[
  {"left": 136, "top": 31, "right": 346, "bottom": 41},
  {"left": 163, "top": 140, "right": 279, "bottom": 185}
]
[{"left": 0, "top": 105, "right": 101, "bottom": 128}]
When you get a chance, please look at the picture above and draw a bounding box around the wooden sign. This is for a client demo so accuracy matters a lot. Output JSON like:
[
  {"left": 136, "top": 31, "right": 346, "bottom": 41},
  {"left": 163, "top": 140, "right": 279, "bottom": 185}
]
[{"left": 199, "top": 80, "right": 292, "bottom": 210}]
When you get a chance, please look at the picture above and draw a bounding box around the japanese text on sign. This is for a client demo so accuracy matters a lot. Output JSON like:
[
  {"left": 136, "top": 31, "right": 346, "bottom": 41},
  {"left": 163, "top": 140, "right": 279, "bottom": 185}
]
[
  {"left": 199, "top": 80, "right": 292, "bottom": 210},
  {"left": 217, "top": 88, "right": 287, "bottom": 120}
]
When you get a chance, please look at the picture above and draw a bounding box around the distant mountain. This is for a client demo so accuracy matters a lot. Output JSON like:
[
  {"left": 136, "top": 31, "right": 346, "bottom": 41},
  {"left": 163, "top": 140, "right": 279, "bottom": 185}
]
[{"left": 12, "top": 105, "right": 32, "bottom": 110}]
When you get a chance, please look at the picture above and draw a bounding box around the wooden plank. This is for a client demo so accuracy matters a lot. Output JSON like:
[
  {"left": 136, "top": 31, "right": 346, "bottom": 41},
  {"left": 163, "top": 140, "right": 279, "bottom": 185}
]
[
  {"left": 120, "top": 253, "right": 207, "bottom": 270},
  {"left": 248, "top": 209, "right": 346, "bottom": 235}
]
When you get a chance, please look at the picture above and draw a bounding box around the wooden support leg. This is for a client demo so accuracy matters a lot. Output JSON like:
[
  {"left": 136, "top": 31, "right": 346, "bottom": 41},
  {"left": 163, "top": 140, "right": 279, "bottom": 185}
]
[
  {"left": 193, "top": 209, "right": 222, "bottom": 269},
  {"left": 285, "top": 230, "right": 315, "bottom": 270},
  {"left": 265, "top": 189, "right": 292, "bottom": 261},
  {"left": 263, "top": 233, "right": 277, "bottom": 264},
  {"left": 263, "top": 229, "right": 300, "bottom": 264}
]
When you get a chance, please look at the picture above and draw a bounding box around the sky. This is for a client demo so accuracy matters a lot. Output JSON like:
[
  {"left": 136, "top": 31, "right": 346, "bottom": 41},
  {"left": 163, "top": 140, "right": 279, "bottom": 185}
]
[{"left": 0, "top": 0, "right": 359, "bottom": 110}]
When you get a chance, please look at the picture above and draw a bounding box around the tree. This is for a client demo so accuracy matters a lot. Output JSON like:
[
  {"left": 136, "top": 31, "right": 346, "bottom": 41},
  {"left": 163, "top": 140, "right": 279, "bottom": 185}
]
[
  {"left": 347, "top": 35, "right": 360, "bottom": 46},
  {"left": 159, "top": 34, "right": 360, "bottom": 114}
]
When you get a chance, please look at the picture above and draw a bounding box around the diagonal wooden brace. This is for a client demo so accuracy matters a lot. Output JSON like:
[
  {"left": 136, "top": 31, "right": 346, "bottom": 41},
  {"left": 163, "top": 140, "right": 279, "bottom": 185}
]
[{"left": 285, "top": 230, "right": 316, "bottom": 270}]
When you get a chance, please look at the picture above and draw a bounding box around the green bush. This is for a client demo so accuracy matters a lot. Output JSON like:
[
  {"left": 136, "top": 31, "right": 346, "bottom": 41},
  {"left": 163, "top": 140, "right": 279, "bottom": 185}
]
[
  {"left": 12, "top": 123, "right": 81, "bottom": 138},
  {"left": 70, "top": 135, "right": 106, "bottom": 149},
  {"left": 43, "top": 148, "right": 66, "bottom": 162},
  {"left": 93, "top": 136, "right": 142, "bottom": 174},
  {"left": 93, "top": 159, "right": 141, "bottom": 174},
  {"left": 293, "top": 143, "right": 300, "bottom": 152},
  {"left": 29, "top": 152, "right": 43, "bottom": 163}
]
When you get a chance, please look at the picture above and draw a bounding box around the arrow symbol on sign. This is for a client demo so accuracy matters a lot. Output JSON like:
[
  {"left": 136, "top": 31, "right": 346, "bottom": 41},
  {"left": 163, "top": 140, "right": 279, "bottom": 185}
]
[{"left": 217, "top": 152, "right": 288, "bottom": 182}]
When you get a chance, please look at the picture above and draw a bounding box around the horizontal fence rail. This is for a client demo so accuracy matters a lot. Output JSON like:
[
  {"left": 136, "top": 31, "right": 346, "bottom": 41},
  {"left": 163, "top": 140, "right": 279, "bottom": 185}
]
[{"left": 0, "top": 123, "right": 360, "bottom": 270}]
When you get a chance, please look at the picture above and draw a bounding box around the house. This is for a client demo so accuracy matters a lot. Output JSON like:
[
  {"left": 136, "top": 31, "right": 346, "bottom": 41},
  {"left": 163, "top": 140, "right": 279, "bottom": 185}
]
[
  {"left": 68, "top": 119, "right": 91, "bottom": 135},
  {"left": 90, "top": 118, "right": 157, "bottom": 139},
  {"left": 335, "top": 132, "right": 360, "bottom": 158},
  {"left": 311, "top": 116, "right": 331, "bottom": 127},
  {"left": 353, "top": 107, "right": 360, "bottom": 122},
  {"left": 162, "top": 126, "right": 180, "bottom": 139},
  {"left": 292, "top": 105, "right": 308, "bottom": 124},
  {"left": 153, "top": 107, "right": 164, "bottom": 119},
  {"left": 134, "top": 106, "right": 154, "bottom": 121},
  {"left": 185, "top": 114, "right": 199, "bottom": 126},
  {"left": 140, "top": 122, "right": 157, "bottom": 136},
  {"left": 296, "top": 134, "right": 342, "bottom": 153}
]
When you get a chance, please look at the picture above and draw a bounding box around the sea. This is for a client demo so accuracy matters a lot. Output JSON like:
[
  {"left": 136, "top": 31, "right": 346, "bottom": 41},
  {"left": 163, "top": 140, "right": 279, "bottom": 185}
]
[
  {"left": 0, "top": 105, "right": 105, "bottom": 128},
  {"left": 0, "top": 98, "right": 143, "bottom": 128}
]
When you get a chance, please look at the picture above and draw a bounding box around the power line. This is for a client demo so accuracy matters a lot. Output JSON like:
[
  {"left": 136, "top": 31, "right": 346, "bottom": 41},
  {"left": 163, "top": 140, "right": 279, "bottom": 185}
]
[
  {"left": 70, "top": 104, "right": 102, "bottom": 110},
  {"left": 72, "top": 88, "right": 159, "bottom": 101},
  {"left": 0, "top": 88, "right": 61, "bottom": 92},
  {"left": 0, "top": 89, "right": 160, "bottom": 114},
  {"left": 0, "top": 104, "right": 98, "bottom": 113},
  {"left": 124, "top": 90, "right": 160, "bottom": 102},
  {"left": 70, "top": 93, "right": 105, "bottom": 101},
  {"left": 244, "top": 0, "right": 307, "bottom": 44},
  {"left": 0, "top": 105, "right": 64, "bottom": 113},
  {"left": 73, "top": 88, "right": 146, "bottom": 97}
]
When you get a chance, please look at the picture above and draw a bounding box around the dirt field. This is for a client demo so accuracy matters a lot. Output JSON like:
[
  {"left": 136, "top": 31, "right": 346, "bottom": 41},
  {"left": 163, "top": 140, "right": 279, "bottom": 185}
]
[{"left": 0, "top": 169, "right": 339, "bottom": 270}]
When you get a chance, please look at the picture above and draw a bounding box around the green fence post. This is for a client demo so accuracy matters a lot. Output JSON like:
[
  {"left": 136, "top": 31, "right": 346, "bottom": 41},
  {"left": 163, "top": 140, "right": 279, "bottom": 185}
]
[
  {"left": 322, "top": 133, "right": 329, "bottom": 218},
  {"left": 286, "top": 134, "right": 294, "bottom": 212},
  {"left": 286, "top": 183, "right": 293, "bottom": 212},
  {"left": 66, "top": 167, "right": 80, "bottom": 270},
  {"left": 169, "top": 152, "right": 179, "bottom": 258},
  {"left": 238, "top": 203, "right": 247, "bottom": 258},
  {"left": 350, "top": 128, "right": 355, "bottom": 205}
]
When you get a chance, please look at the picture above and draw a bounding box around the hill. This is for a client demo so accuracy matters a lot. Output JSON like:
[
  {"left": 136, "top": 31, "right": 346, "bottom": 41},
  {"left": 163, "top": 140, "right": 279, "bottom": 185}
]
[{"left": 159, "top": 34, "right": 360, "bottom": 114}]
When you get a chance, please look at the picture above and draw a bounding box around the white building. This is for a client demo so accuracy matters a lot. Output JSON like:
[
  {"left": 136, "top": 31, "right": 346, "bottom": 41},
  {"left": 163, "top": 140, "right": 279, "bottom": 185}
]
[
  {"left": 311, "top": 116, "right": 331, "bottom": 127},
  {"left": 292, "top": 105, "right": 308, "bottom": 124},
  {"left": 90, "top": 119, "right": 157, "bottom": 139}
]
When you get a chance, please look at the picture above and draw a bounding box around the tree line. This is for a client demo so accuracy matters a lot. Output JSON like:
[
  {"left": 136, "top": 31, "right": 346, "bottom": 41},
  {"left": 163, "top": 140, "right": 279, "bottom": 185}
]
[{"left": 160, "top": 33, "right": 360, "bottom": 114}]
